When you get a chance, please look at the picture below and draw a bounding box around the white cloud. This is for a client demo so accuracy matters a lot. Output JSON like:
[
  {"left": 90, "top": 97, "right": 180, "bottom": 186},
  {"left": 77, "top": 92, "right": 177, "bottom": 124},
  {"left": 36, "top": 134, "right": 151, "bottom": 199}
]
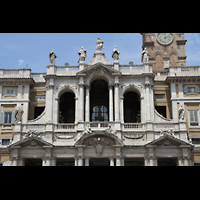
[{"left": 18, "top": 59, "right": 25, "bottom": 65}]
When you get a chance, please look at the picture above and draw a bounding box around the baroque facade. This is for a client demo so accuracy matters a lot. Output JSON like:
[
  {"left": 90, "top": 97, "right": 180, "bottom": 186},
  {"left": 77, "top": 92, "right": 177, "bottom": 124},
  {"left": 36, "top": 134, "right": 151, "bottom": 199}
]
[{"left": 0, "top": 33, "right": 200, "bottom": 166}]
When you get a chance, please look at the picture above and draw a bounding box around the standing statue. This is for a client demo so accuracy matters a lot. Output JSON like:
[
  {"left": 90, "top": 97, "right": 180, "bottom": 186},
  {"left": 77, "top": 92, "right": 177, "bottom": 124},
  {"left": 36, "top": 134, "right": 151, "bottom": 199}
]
[
  {"left": 112, "top": 46, "right": 120, "bottom": 61},
  {"left": 49, "top": 49, "right": 58, "bottom": 65},
  {"left": 178, "top": 105, "right": 185, "bottom": 120},
  {"left": 78, "top": 46, "right": 87, "bottom": 63},
  {"left": 15, "top": 107, "right": 24, "bottom": 123},
  {"left": 141, "top": 47, "right": 150, "bottom": 63},
  {"left": 96, "top": 37, "right": 104, "bottom": 51}
]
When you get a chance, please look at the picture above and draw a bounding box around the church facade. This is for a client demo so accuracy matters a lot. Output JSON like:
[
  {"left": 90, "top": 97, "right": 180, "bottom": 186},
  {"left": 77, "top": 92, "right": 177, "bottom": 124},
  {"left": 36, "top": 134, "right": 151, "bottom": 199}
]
[{"left": 0, "top": 33, "right": 199, "bottom": 166}]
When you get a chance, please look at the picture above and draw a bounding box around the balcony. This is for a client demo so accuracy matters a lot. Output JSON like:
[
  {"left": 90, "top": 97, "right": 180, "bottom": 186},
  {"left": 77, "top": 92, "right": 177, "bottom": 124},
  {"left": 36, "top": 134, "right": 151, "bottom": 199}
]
[
  {"left": 0, "top": 69, "right": 32, "bottom": 78},
  {"left": 169, "top": 66, "right": 200, "bottom": 77}
]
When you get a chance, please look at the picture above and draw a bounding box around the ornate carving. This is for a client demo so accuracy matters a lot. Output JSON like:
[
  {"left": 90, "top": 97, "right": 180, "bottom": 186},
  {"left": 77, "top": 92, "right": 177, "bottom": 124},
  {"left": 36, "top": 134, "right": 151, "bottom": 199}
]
[
  {"left": 105, "top": 124, "right": 116, "bottom": 135},
  {"left": 141, "top": 47, "right": 150, "bottom": 63},
  {"left": 178, "top": 105, "right": 185, "bottom": 120},
  {"left": 96, "top": 37, "right": 104, "bottom": 51},
  {"left": 24, "top": 130, "right": 42, "bottom": 139},
  {"left": 112, "top": 46, "right": 120, "bottom": 61},
  {"left": 49, "top": 49, "right": 58, "bottom": 65},
  {"left": 15, "top": 107, "right": 24, "bottom": 123},
  {"left": 160, "top": 128, "right": 175, "bottom": 137},
  {"left": 78, "top": 46, "right": 87, "bottom": 63}
]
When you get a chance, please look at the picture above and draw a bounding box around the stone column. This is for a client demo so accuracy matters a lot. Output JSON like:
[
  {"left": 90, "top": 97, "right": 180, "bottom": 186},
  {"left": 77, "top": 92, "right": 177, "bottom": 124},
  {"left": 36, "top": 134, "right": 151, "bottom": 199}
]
[
  {"left": 42, "top": 158, "right": 51, "bottom": 166},
  {"left": 46, "top": 79, "right": 54, "bottom": 123},
  {"left": 85, "top": 85, "right": 90, "bottom": 122},
  {"left": 78, "top": 77, "right": 85, "bottom": 123},
  {"left": 75, "top": 97, "right": 78, "bottom": 124},
  {"left": 109, "top": 157, "right": 115, "bottom": 166},
  {"left": 116, "top": 157, "right": 121, "bottom": 166},
  {"left": 171, "top": 83, "right": 178, "bottom": 122},
  {"left": 114, "top": 79, "right": 120, "bottom": 122},
  {"left": 78, "top": 157, "right": 83, "bottom": 166},
  {"left": 178, "top": 157, "right": 184, "bottom": 166},
  {"left": 120, "top": 96, "right": 124, "bottom": 123},
  {"left": 74, "top": 156, "right": 78, "bottom": 166},
  {"left": 22, "top": 85, "right": 30, "bottom": 124},
  {"left": 145, "top": 77, "right": 151, "bottom": 122},
  {"left": 85, "top": 157, "right": 90, "bottom": 166},
  {"left": 109, "top": 85, "right": 114, "bottom": 122}
]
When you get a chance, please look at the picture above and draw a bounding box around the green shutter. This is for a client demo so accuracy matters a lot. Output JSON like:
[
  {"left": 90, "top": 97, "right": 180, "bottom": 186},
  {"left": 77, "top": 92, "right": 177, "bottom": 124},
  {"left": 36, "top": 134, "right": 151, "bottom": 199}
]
[
  {"left": 195, "top": 86, "right": 200, "bottom": 93},
  {"left": 11, "top": 111, "right": 15, "bottom": 124},
  {"left": 184, "top": 86, "right": 188, "bottom": 93},
  {"left": 0, "top": 112, "right": 4, "bottom": 124},
  {"left": 190, "top": 111, "right": 194, "bottom": 123}
]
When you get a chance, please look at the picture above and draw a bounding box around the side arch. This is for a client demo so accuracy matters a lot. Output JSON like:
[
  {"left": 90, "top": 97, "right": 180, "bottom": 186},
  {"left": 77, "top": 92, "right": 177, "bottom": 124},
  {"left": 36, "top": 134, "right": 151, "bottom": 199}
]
[
  {"left": 122, "top": 84, "right": 144, "bottom": 99},
  {"left": 56, "top": 85, "right": 78, "bottom": 99}
]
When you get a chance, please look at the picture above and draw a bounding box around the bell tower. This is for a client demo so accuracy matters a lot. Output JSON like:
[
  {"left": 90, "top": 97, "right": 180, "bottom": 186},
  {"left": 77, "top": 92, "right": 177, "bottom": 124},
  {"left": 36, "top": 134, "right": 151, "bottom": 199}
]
[{"left": 141, "top": 33, "right": 187, "bottom": 71}]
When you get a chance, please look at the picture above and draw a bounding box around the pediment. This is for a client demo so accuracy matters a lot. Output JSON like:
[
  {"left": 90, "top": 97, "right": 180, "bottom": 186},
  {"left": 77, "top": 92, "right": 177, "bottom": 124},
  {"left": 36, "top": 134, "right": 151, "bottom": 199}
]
[
  {"left": 77, "top": 62, "right": 121, "bottom": 76},
  {"left": 75, "top": 131, "right": 123, "bottom": 147},
  {"left": 146, "top": 135, "right": 192, "bottom": 147},
  {"left": 9, "top": 137, "right": 53, "bottom": 148}
]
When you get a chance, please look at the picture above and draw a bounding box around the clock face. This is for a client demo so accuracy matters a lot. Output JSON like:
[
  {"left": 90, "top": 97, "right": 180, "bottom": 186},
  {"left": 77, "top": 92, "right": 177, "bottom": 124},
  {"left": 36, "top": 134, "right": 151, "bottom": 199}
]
[{"left": 156, "top": 33, "right": 174, "bottom": 45}]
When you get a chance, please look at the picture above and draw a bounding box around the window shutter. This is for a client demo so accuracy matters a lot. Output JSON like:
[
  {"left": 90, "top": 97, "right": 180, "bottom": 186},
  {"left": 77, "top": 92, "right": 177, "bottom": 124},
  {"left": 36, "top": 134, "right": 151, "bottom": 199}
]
[
  {"left": 11, "top": 111, "right": 15, "bottom": 124},
  {"left": 194, "top": 111, "right": 198, "bottom": 123},
  {"left": 195, "top": 86, "right": 200, "bottom": 93},
  {"left": 184, "top": 86, "right": 188, "bottom": 93},
  {"left": 0, "top": 112, "right": 4, "bottom": 124},
  {"left": 190, "top": 111, "right": 194, "bottom": 123}
]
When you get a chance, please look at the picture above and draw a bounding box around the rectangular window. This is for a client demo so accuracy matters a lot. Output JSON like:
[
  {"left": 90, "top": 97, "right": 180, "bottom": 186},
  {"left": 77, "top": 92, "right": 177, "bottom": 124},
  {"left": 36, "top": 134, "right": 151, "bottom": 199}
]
[
  {"left": 4, "top": 112, "right": 12, "bottom": 124},
  {"left": 189, "top": 110, "right": 199, "bottom": 126},
  {"left": 2, "top": 139, "right": 10, "bottom": 145},
  {"left": 155, "top": 94, "right": 165, "bottom": 99},
  {"left": 35, "top": 96, "right": 45, "bottom": 101},
  {"left": 4, "top": 88, "right": 16, "bottom": 96}
]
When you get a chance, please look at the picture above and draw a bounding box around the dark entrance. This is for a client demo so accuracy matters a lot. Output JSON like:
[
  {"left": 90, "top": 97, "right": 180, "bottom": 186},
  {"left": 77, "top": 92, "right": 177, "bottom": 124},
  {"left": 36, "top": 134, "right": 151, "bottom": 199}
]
[
  {"left": 124, "top": 158, "right": 144, "bottom": 166},
  {"left": 89, "top": 158, "right": 110, "bottom": 166},
  {"left": 124, "top": 92, "right": 141, "bottom": 123},
  {"left": 157, "top": 158, "right": 177, "bottom": 166},
  {"left": 56, "top": 158, "right": 75, "bottom": 166},
  {"left": 59, "top": 92, "right": 75, "bottom": 123},
  {"left": 25, "top": 159, "right": 42, "bottom": 166},
  {"left": 90, "top": 80, "right": 109, "bottom": 122},
  {"left": 155, "top": 106, "right": 167, "bottom": 118},
  {"left": 34, "top": 106, "right": 45, "bottom": 119}
]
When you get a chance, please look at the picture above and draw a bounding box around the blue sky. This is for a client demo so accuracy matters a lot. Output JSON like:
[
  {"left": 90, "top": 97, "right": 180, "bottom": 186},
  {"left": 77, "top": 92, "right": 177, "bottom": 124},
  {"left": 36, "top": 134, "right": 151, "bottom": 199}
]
[{"left": 0, "top": 33, "right": 199, "bottom": 73}]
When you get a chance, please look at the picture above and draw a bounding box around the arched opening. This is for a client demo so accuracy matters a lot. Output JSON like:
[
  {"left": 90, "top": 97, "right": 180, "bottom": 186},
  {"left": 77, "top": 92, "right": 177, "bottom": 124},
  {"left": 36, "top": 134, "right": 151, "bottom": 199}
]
[
  {"left": 59, "top": 92, "right": 75, "bottom": 123},
  {"left": 90, "top": 79, "right": 109, "bottom": 122},
  {"left": 124, "top": 91, "right": 141, "bottom": 123}
]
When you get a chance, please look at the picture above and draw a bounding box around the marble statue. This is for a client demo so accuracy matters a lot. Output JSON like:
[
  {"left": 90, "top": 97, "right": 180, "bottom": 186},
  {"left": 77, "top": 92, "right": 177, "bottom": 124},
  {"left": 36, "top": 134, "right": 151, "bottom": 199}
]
[
  {"left": 96, "top": 37, "right": 104, "bottom": 51},
  {"left": 78, "top": 46, "right": 87, "bottom": 63},
  {"left": 15, "top": 107, "right": 24, "bottom": 123},
  {"left": 112, "top": 46, "right": 120, "bottom": 61},
  {"left": 49, "top": 49, "right": 58, "bottom": 65},
  {"left": 141, "top": 47, "right": 150, "bottom": 63},
  {"left": 178, "top": 105, "right": 185, "bottom": 120}
]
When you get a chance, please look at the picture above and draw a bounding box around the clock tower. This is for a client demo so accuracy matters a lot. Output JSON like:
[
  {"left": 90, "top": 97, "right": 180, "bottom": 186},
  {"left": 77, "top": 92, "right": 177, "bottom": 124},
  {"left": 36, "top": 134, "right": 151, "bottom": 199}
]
[{"left": 141, "top": 33, "right": 187, "bottom": 71}]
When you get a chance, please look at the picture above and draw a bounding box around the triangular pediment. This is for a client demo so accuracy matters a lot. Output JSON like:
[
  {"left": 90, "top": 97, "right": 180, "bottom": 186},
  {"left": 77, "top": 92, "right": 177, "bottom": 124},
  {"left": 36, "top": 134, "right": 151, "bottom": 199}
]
[
  {"left": 146, "top": 135, "right": 192, "bottom": 147},
  {"left": 77, "top": 62, "right": 121, "bottom": 76},
  {"left": 9, "top": 137, "right": 53, "bottom": 148}
]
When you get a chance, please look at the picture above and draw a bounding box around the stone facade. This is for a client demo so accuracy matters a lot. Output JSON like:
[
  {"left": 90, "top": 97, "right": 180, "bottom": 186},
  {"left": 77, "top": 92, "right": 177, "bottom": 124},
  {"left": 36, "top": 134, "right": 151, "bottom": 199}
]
[{"left": 0, "top": 33, "right": 199, "bottom": 166}]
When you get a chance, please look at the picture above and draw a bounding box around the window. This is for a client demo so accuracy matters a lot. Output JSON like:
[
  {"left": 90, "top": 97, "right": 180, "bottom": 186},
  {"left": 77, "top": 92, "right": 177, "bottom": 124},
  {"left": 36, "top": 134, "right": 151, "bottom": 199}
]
[
  {"left": 189, "top": 110, "right": 199, "bottom": 127},
  {"left": 2, "top": 139, "right": 10, "bottom": 145},
  {"left": 0, "top": 111, "right": 15, "bottom": 124},
  {"left": 184, "top": 86, "right": 200, "bottom": 94},
  {"left": 36, "top": 96, "right": 45, "bottom": 100},
  {"left": 4, "top": 88, "right": 16, "bottom": 96},
  {"left": 4, "top": 112, "right": 12, "bottom": 124},
  {"left": 91, "top": 105, "right": 108, "bottom": 122},
  {"left": 155, "top": 94, "right": 165, "bottom": 99}
]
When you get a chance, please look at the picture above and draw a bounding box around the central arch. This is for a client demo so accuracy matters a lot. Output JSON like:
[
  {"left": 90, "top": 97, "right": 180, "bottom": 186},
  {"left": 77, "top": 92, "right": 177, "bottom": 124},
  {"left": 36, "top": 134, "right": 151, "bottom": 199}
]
[{"left": 90, "top": 79, "right": 109, "bottom": 122}]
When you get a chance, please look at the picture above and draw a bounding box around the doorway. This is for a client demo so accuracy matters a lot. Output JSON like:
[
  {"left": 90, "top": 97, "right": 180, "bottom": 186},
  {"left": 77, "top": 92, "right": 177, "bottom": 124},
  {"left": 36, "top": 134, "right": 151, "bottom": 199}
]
[
  {"left": 124, "top": 158, "right": 144, "bottom": 166},
  {"left": 157, "top": 158, "right": 177, "bottom": 166},
  {"left": 25, "top": 159, "right": 42, "bottom": 166},
  {"left": 89, "top": 158, "right": 110, "bottom": 166},
  {"left": 56, "top": 158, "right": 75, "bottom": 166}
]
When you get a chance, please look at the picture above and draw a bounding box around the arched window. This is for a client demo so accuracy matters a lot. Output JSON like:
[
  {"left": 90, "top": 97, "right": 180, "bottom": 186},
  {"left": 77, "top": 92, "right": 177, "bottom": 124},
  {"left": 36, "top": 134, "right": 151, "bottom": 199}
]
[{"left": 91, "top": 105, "right": 108, "bottom": 122}]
